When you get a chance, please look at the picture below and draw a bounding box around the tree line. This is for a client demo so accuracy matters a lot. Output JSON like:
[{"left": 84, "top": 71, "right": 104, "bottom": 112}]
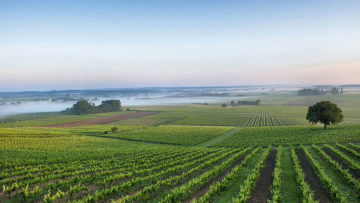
[
  {"left": 221, "top": 99, "right": 261, "bottom": 107},
  {"left": 298, "top": 87, "right": 344, "bottom": 96},
  {"left": 63, "top": 100, "right": 121, "bottom": 115}
]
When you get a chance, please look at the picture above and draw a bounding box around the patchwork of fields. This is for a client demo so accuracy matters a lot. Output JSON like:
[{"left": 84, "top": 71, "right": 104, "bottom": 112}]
[{"left": 1, "top": 95, "right": 360, "bottom": 202}]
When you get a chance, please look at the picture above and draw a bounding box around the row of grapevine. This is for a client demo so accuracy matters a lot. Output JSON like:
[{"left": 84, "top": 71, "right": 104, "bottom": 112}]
[
  {"left": 2, "top": 148, "right": 227, "bottom": 202},
  {"left": 268, "top": 146, "right": 283, "bottom": 202},
  {"left": 1, "top": 149, "right": 205, "bottom": 195},
  {"left": 173, "top": 113, "right": 300, "bottom": 126},
  {"left": 290, "top": 146, "right": 316, "bottom": 202},
  {"left": 80, "top": 148, "right": 240, "bottom": 202},
  {"left": 301, "top": 146, "right": 346, "bottom": 202},
  {"left": 2, "top": 144, "right": 360, "bottom": 202},
  {"left": 159, "top": 148, "right": 251, "bottom": 202},
  {"left": 312, "top": 145, "right": 360, "bottom": 190},
  {"left": 194, "top": 147, "right": 261, "bottom": 203},
  {"left": 324, "top": 144, "right": 360, "bottom": 172},
  {"left": 232, "top": 146, "right": 272, "bottom": 202},
  {"left": 335, "top": 143, "right": 360, "bottom": 159}
]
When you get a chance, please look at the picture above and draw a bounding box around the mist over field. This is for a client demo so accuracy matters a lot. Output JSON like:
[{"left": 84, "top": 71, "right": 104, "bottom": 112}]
[
  {"left": 1, "top": 84, "right": 359, "bottom": 117},
  {"left": 0, "top": 85, "right": 277, "bottom": 116}
]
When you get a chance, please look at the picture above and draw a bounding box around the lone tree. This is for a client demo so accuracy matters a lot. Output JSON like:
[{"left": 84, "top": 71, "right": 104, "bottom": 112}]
[{"left": 306, "top": 101, "right": 343, "bottom": 130}]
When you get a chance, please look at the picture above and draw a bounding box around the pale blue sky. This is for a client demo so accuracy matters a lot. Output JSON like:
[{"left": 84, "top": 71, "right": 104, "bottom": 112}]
[{"left": 1, "top": 0, "right": 360, "bottom": 91}]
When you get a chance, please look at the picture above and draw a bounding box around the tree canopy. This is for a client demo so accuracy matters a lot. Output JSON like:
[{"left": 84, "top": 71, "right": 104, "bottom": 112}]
[
  {"left": 306, "top": 101, "right": 343, "bottom": 130},
  {"left": 99, "top": 100, "right": 121, "bottom": 113},
  {"left": 64, "top": 99, "right": 121, "bottom": 115}
]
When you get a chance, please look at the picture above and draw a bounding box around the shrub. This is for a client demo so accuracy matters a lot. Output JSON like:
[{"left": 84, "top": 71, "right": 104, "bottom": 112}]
[{"left": 111, "top": 127, "right": 119, "bottom": 133}]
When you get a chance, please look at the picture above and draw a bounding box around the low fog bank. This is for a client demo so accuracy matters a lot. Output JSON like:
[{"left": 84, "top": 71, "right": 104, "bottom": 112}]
[
  {"left": 0, "top": 85, "right": 313, "bottom": 117},
  {"left": 0, "top": 96, "right": 252, "bottom": 117}
]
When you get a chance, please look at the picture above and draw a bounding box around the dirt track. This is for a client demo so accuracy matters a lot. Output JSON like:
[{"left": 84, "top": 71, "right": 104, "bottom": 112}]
[{"left": 46, "top": 111, "right": 158, "bottom": 128}]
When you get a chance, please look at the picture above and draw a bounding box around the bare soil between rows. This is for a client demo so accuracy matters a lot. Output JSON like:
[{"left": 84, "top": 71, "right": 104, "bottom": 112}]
[
  {"left": 185, "top": 150, "right": 251, "bottom": 202},
  {"left": 323, "top": 148, "right": 360, "bottom": 180},
  {"left": 247, "top": 149, "right": 276, "bottom": 203},
  {"left": 296, "top": 149, "right": 331, "bottom": 203},
  {"left": 348, "top": 144, "right": 360, "bottom": 154},
  {"left": 45, "top": 111, "right": 158, "bottom": 127}
]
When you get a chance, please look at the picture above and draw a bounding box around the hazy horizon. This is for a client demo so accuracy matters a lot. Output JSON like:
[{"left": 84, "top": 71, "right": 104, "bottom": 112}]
[
  {"left": 1, "top": 83, "right": 359, "bottom": 93},
  {"left": 1, "top": 0, "right": 360, "bottom": 91}
]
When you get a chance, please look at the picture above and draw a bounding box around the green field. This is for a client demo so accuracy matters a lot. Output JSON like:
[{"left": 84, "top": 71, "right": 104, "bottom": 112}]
[
  {"left": 0, "top": 111, "right": 132, "bottom": 128},
  {"left": 213, "top": 125, "right": 360, "bottom": 147},
  {"left": 108, "top": 125, "right": 232, "bottom": 146},
  {"left": 109, "top": 118, "right": 175, "bottom": 126},
  {"left": 1, "top": 92, "right": 360, "bottom": 202}
]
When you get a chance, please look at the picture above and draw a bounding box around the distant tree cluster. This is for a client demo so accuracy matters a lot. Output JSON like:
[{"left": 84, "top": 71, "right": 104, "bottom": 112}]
[
  {"left": 221, "top": 99, "right": 261, "bottom": 107},
  {"left": 192, "top": 102, "right": 209, "bottom": 105},
  {"left": 235, "top": 99, "right": 261, "bottom": 105},
  {"left": 98, "top": 100, "right": 121, "bottom": 113},
  {"left": 298, "top": 87, "right": 344, "bottom": 96},
  {"left": 63, "top": 100, "right": 121, "bottom": 115}
]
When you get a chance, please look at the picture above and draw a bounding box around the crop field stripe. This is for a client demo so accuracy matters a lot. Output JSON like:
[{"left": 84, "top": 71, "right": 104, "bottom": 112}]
[
  {"left": 246, "top": 148, "right": 277, "bottom": 203},
  {"left": 232, "top": 146, "right": 272, "bottom": 202},
  {"left": 158, "top": 148, "right": 251, "bottom": 202},
  {"left": 301, "top": 146, "right": 347, "bottom": 202},
  {"left": 348, "top": 143, "right": 360, "bottom": 152},
  {"left": 322, "top": 147, "right": 360, "bottom": 181},
  {"left": 9, "top": 147, "right": 224, "bottom": 200},
  {"left": 312, "top": 145, "right": 360, "bottom": 191},
  {"left": 48, "top": 149, "right": 225, "bottom": 202},
  {"left": 1, "top": 147, "right": 173, "bottom": 171},
  {"left": 171, "top": 112, "right": 298, "bottom": 127},
  {"left": 335, "top": 143, "right": 360, "bottom": 159},
  {"left": 73, "top": 149, "right": 236, "bottom": 202},
  {"left": 116, "top": 148, "right": 242, "bottom": 202},
  {"left": 0, "top": 149, "right": 198, "bottom": 186},
  {"left": 184, "top": 148, "right": 253, "bottom": 202},
  {"left": 307, "top": 145, "right": 360, "bottom": 201},
  {"left": 1, "top": 151, "right": 184, "bottom": 196},
  {"left": 94, "top": 150, "right": 217, "bottom": 185},
  {"left": 2, "top": 149, "right": 221, "bottom": 202},
  {"left": 324, "top": 144, "right": 360, "bottom": 173},
  {"left": 64, "top": 150, "right": 215, "bottom": 202},
  {"left": 0, "top": 148, "right": 205, "bottom": 181},
  {"left": 194, "top": 147, "right": 260, "bottom": 203},
  {"left": 268, "top": 146, "right": 282, "bottom": 202},
  {"left": 290, "top": 146, "right": 317, "bottom": 202},
  {"left": 0, "top": 149, "right": 201, "bottom": 192}
]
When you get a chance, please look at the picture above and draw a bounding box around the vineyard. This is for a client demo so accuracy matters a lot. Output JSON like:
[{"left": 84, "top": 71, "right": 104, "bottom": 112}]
[
  {"left": 174, "top": 113, "right": 302, "bottom": 126},
  {"left": 1, "top": 98, "right": 360, "bottom": 202},
  {"left": 108, "top": 125, "right": 232, "bottom": 146},
  {"left": 1, "top": 132, "right": 360, "bottom": 202},
  {"left": 148, "top": 112, "right": 304, "bottom": 126},
  {"left": 213, "top": 125, "right": 360, "bottom": 147}
]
